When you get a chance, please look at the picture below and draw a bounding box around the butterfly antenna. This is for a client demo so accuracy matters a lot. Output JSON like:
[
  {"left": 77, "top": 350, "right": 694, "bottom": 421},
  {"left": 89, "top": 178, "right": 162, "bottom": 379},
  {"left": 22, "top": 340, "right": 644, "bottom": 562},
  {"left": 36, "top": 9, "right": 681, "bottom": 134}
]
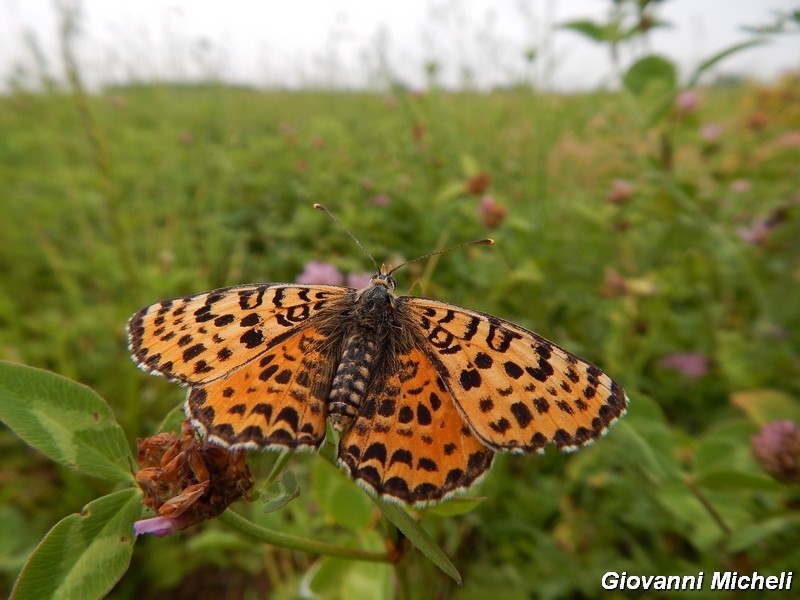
[
  {"left": 313, "top": 203, "right": 380, "bottom": 272},
  {"left": 387, "top": 238, "right": 495, "bottom": 276}
]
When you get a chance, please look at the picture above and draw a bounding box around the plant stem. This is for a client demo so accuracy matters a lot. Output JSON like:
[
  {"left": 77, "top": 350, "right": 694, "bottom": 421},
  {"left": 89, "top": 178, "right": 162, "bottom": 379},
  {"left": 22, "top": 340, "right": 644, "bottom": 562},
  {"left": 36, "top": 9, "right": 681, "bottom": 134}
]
[
  {"left": 685, "top": 477, "right": 732, "bottom": 538},
  {"left": 219, "top": 509, "right": 391, "bottom": 563}
]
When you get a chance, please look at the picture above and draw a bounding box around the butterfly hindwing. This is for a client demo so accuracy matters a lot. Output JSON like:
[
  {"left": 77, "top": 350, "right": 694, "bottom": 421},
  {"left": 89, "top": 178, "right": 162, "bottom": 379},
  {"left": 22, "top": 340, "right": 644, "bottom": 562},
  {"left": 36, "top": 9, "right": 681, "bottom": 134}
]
[
  {"left": 127, "top": 284, "right": 351, "bottom": 385},
  {"left": 187, "top": 327, "right": 335, "bottom": 450},
  {"left": 403, "top": 298, "right": 629, "bottom": 454},
  {"left": 338, "top": 347, "right": 494, "bottom": 505}
]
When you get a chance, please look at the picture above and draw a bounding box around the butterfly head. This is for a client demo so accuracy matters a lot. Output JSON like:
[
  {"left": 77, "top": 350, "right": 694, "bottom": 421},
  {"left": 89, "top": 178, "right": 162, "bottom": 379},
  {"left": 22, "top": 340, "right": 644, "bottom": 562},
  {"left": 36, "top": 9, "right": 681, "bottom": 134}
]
[{"left": 369, "top": 269, "right": 397, "bottom": 291}]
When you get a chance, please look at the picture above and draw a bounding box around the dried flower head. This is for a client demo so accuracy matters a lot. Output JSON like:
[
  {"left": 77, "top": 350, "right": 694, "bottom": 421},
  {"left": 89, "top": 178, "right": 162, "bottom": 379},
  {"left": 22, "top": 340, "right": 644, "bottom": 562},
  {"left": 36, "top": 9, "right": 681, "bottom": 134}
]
[
  {"left": 134, "top": 421, "right": 253, "bottom": 536},
  {"left": 466, "top": 172, "right": 492, "bottom": 196}
]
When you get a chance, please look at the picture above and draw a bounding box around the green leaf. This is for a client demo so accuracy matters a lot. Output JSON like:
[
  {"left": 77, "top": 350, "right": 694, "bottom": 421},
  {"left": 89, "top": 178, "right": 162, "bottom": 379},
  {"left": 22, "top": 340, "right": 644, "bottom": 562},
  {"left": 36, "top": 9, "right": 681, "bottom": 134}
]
[
  {"left": 729, "top": 514, "right": 800, "bottom": 552},
  {"left": 0, "top": 505, "right": 36, "bottom": 575},
  {"left": 341, "top": 558, "right": 393, "bottom": 600},
  {"left": 613, "top": 396, "right": 682, "bottom": 484},
  {"left": 730, "top": 389, "right": 800, "bottom": 426},
  {"left": 424, "top": 495, "right": 486, "bottom": 517},
  {"left": 303, "top": 552, "right": 391, "bottom": 600},
  {"left": 10, "top": 488, "right": 142, "bottom": 600},
  {"left": 559, "top": 20, "right": 612, "bottom": 43},
  {"left": 371, "top": 498, "right": 461, "bottom": 585},
  {"left": 155, "top": 401, "right": 186, "bottom": 434},
  {"left": 694, "top": 470, "right": 783, "bottom": 492},
  {"left": 304, "top": 557, "right": 351, "bottom": 596},
  {"left": 623, "top": 55, "right": 677, "bottom": 96},
  {"left": 433, "top": 181, "right": 468, "bottom": 205},
  {"left": 654, "top": 482, "right": 727, "bottom": 552},
  {"left": 694, "top": 421, "right": 758, "bottom": 476},
  {"left": 261, "top": 470, "right": 301, "bottom": 514},
  {"left": 459, "top": 154, "right": 481, "bottom": 176},
  {"left": 686, "top": 39, "right": 766, "bottom": 88},
  {"left": 312, "top": 458, "right": 374, "bottom": 531},
  {"left": 0, "top": 361, "right": 134, "bottom": 483}
]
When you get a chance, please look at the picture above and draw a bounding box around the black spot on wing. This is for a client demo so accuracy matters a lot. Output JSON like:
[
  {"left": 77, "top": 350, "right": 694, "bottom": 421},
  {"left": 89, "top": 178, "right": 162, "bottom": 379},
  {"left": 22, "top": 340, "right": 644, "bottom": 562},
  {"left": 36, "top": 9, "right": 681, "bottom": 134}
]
[
  {"left": 363, "top": 442, "right": 387, "bottom": 465},
  {"left": 459, "top": 369, "right": 481, "bottom": 390}
]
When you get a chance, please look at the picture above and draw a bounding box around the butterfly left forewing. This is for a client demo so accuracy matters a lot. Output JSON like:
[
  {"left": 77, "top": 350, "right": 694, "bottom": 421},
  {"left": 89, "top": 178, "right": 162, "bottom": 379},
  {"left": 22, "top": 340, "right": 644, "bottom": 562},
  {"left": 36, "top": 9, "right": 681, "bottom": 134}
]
[
  {"left": 127, "top": 284, "right": 351, "bottom": 385},
  {"left": 402, "top": 298, "right": 629, "bottom": 454}
]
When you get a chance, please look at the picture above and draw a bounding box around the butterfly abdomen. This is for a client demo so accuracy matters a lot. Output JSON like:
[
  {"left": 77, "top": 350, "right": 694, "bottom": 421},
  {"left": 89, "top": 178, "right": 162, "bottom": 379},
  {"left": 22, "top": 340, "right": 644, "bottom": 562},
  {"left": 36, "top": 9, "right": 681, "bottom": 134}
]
[
  {"left": 329, "top": 334, "right": 379, "bottom": 431},
  {"left": 327, "top": 280, "right": 404, "bottom": 431}
]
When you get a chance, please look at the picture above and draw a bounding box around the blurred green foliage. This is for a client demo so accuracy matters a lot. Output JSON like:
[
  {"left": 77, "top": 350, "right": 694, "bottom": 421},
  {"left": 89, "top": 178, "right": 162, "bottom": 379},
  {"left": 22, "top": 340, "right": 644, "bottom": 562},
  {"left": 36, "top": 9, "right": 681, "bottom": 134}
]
[{"left": 1, "top": 62, "right": 799, "bottom": 598}]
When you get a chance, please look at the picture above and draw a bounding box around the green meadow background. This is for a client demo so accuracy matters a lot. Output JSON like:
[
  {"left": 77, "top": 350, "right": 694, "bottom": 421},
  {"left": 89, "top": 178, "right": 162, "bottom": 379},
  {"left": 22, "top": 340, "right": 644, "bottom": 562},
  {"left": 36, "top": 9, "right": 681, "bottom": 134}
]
[{"left": 2, "top": 6, "right": 800, "bottom": 600}]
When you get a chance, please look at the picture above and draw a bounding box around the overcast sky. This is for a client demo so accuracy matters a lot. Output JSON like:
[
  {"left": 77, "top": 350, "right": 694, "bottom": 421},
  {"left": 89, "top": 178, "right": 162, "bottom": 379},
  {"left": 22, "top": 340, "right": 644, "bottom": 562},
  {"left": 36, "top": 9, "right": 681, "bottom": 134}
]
[{"left": 1, "top": 0, "right": 798, "bottom": 91}]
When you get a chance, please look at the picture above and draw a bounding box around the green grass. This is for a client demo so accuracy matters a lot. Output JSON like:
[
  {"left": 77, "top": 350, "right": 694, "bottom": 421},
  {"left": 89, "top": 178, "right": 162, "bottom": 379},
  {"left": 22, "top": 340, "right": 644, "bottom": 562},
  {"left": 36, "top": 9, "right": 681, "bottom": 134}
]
[{"left": 1, "top": 74, "right": 799, "bottom": 599}]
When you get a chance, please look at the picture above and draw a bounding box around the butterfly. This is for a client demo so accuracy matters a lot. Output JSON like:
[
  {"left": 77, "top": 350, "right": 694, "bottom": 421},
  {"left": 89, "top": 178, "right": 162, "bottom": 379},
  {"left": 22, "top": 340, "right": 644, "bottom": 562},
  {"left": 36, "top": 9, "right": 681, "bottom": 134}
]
[{"left": 127, "top": 207, "right": 629, "bottom": 506}]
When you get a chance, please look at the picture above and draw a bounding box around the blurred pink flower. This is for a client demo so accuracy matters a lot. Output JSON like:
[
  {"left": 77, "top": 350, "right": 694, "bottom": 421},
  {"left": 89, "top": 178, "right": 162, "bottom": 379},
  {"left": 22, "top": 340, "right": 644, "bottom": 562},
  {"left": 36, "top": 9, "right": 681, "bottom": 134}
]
[
  {"left": 737, "top": 204, "right": 791, "bottom": 246},
  {"left": 752, "top": 420, "right": 800, "bottom": 483},
  {"left": 606, "top": 179, "right": 634, "bottom": 205},
  {"left": 659, "top": 352, "right": 709, "bottom": 378},
  {"left": 776, "top": 131, "right": 800, "bottom": 148},
  {"left": 600, "top": 268, "right": 628, "bottom": 298},
  {"left": 134, "top": 515, "right": 191, "bottom": 538},
  {"left": 478, "top": 195, "right": 507, "bottom": 229},
  {"left": 729, "top": 179, "right": 752, "bottom": 194},
  {"left": 675, "top": 90, "right": 700, "bottom": 114},
  {"left": 295, "top": 261, "right": 344, "bottom": 285},
  {"left": 700, "top": 123, "right": 723, "bottom": 142},
  {"left": 347, "top": 272, "right": 373, "bottom": 289},
  {"left": 370, "top": 194, "right": 391, "bottom": 207},
  {"left": 737, "top": 218, "right": 772, "bottom": 245}
]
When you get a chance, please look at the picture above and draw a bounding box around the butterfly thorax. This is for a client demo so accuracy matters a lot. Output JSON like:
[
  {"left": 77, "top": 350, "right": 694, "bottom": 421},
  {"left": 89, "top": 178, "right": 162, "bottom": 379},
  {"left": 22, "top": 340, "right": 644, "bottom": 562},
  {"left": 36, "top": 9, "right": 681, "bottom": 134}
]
[{"left": 328, "top": 275, "right": 402, "bottom": 432}]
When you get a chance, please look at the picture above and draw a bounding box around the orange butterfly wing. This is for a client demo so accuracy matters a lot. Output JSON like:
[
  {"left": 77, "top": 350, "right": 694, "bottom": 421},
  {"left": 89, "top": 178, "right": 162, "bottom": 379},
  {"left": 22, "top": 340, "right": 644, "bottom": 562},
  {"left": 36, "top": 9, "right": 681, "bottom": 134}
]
[
  {"left": 127, "top": 284, "right": 349, "bottom": 385},
  {"left": 403, "top": 298, "right": 629, "bottom": 454},
  {"left": 338, "top": 347, "right": 494, "bottom": 505},
  {"left": 128, "top": 284, "right": 353, "bottom": 450},
  {"left": 186, "top": 327, "right": 335, "bottom": 450}
]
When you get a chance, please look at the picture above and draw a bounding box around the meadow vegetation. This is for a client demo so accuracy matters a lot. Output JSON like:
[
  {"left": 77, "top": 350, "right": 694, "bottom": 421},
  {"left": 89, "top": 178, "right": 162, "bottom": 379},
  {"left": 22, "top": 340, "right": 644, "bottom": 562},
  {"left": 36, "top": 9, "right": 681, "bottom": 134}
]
[{"left": 1, "top": 18, "right": 799, "bottom": 599}]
